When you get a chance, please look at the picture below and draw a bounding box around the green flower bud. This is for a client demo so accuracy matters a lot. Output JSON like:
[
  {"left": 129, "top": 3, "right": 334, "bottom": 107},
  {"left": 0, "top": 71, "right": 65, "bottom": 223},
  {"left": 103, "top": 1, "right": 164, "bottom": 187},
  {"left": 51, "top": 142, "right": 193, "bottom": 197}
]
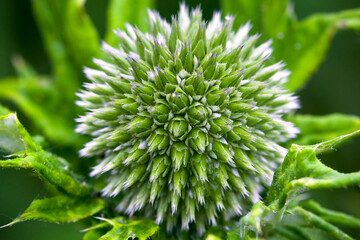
[
  {"left": 113, "top": 98, "right": 139, "bottom": 115},
  {"left": 150, "top": 155, "right": 170, "bottom": 182},
  {"left": 167, "top": 116, "right": 189, "bottom": 140},
  {"left": 209, "top": 115, "right": 233, "bottom": 134},
  {"left": 148, "top": 100, "right": 170, "bottom": 124},
  {"left": 131, "top": 82, "right": 155, "bottom": 105},
  {"left": 128, "top": 116, "right": 153, "bottom": 133},
  {"left": 166, "top": 87, "right": 190, "bottom": 114},
  {"left": 77, "top": 4, "right": 299, "bottom": 234},
  {"left": 187, "top": 128, "right": 208, "bottom": 153},
  {"left": 124, "top": 141, "right": 149, "bottom": 165},
  {"left": 186, "top": 103, "right": 209, "bottom": 126},
  {"left": 171, "top": 142, "right": 190, "bottom": 171},
  {"left": 192, "top": 154, "right": 208, "bottom": 182},
  {"left": 148, "top": 129, "right": 170, "bottom": 152},
  {"left": 183, "top": 70, "right": 208, "bottom": 96}
]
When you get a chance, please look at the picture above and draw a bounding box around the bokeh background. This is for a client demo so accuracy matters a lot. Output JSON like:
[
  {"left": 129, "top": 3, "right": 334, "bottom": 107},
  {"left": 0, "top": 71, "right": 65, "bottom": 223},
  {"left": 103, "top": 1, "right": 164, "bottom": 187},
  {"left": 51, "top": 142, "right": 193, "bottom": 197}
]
[{"left": 0, "top": 0, "right": 359, "bottom": 239}]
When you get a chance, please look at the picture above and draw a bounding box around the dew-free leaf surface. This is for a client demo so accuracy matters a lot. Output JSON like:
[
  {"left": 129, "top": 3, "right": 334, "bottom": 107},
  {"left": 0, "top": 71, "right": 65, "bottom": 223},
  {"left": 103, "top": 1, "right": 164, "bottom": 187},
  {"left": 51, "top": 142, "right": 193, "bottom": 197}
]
[{"left": 222, "top": 0, "right": 360, "bottom": 91}]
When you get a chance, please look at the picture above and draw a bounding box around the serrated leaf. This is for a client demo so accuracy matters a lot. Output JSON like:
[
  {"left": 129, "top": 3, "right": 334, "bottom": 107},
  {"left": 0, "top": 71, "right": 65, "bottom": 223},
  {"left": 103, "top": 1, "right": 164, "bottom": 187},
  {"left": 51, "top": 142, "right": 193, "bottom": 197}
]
[
  {"left": 234, "top": 130, "right": 360, "bottom": 239},
  {"left": 268, "top": 130, "right": 360, "bottom": 207},
  {"left": 0, "top": 114, "right": 91, "bottom": 196},
  {"left": 90, "top": 218, "right": 159, "bottom": 240},
  {"left": 105, "top": 0, "right": 155, "bottom": 46},
  {"left": 1, "top": 195, "right": 105, "bottom": 227},
  {"left": 222, "top": 0, "right": 360, "bottom": 91},
  {"left": 82, "top": 217, "right": 129, "bottom": 240},
  {"left": 291, "top": 113, "right": 360, "bottom": 145},
  {"left": 0, "top": 152, "right": 92, "bottom": 196}
]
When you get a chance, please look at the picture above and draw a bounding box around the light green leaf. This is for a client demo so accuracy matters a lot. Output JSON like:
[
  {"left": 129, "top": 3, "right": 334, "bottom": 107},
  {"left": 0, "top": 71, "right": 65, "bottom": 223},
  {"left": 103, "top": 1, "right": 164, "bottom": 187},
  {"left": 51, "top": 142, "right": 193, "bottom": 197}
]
[
  {"left": 222, "top": 0, "right": 360, "bottom": 91},
  {"left": 261, "top": 0, "right": 289, "bottom": 38},
  {"left": 235, "top": 130, "right": 360, "bottom": 239},
  {"left": 0, "top": 114, "right": 27, "bottom": 155},
  {"left": 86, "top": 217, "right": 159, "bottom": 240},
  {"left": 281, "top": 9, "right": 360, "bottom": 91},
  {"left": 291, "top": 113, "right": 360, "bottom": 145},
  {"left": 0, "top": 152, "right": 92, "bottom": 196},
  {"left": 105, "top": 0, "right": 155, "bottom": 46},
  {"left": 221, "top": 0, "right": 262, "bottom": 34},
  {"left": 0, "top": 113, "right": 40, "bottom": 155},
  {"left": 32, "top": 0, "right": 100, "bottom": 103},
  {"left": 82, "top": 217, "right": 128, "bottom": 240},
  {"left": 268, "top": 130, "right": 360, "bottom": 207},
  {"left": 83, "top": 230, "right": 105, "bottom": 240},
  {"left": 1, "top": 195, "right": 105, "bottom": 227},
  {"left": 0, "top": 114, "right": 91, "bottom": 196}
]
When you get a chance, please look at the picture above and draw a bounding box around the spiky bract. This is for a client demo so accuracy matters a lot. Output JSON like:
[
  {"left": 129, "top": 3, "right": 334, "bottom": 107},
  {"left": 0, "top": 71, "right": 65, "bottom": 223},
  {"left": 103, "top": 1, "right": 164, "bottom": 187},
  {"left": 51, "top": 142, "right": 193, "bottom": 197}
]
[{"left": 76, "top": 5, "right": 299, "bottom": 234}]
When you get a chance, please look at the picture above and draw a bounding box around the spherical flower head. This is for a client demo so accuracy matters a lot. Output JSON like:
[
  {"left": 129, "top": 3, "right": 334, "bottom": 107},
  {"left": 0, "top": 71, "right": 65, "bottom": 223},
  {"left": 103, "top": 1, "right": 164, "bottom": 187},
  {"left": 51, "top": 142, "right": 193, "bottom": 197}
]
[{"left": 76, "top": 4, "right": 299, "bottom": 234}]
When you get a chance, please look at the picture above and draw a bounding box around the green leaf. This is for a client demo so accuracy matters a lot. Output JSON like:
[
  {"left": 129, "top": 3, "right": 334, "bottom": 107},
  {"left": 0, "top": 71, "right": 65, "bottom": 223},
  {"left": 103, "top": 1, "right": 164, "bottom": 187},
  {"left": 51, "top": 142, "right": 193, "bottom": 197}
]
[
  {"left": 268, "top": 130, "right": 360, "bottom": 207},
  {"left": 0, "top": 114, "right": 91, "bottom": 196},
  {"left": 281, "top": 9, "right": 360, "bottom": 91},
  {"left": 0, "top": 114, "right": 27, "bottom": 155},
  {"left": 234, "top": 130, "right": 360, "bottom": 239},
  {"left": 222, "top": 0, "right": 262, "bottom": 34},
  {"left": 0, "top": 152, "right": 92, "bottom": 196},
  {"left": 236, "top": 201, "right": 281, "bottom": 239},
  {"left": 84, "top": 217, "right": 159, "bottom": 240},
  {"left": 291, "top": 207, "right": 353, "bottom": 240},
  {"left": 272, "top": 225, "right": 311, "bottom": 240},
  {"left": 1, "top": 195, "right": 105, "bottom": 227},
  {"left": 32, "top": 0, "right": 100, "bottom": 103},
  {"left": 222, "top": 0, "right": 360, "bottom": 91},
  {"left": 82, "top": 217, "right": 128, "bottom": 240},
  {"left": 83, "top": 230, "right": 106, "bottom": 240},
  {"left": 291, "top": 113, "right": 360, "bottom": 145},
  {"left": 105, "top": 0, "right": 155, "bottom": 46},
  {"left": 301, "top": 200, "right": 360, "bottom": 228}
]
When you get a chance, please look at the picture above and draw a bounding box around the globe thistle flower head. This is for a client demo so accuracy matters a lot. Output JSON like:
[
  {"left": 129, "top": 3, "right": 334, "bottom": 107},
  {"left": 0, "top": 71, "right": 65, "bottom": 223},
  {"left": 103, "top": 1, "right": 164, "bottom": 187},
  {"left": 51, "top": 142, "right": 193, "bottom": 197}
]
[{"left": 76, "top": 4, "right": 299, "bottom": 234}]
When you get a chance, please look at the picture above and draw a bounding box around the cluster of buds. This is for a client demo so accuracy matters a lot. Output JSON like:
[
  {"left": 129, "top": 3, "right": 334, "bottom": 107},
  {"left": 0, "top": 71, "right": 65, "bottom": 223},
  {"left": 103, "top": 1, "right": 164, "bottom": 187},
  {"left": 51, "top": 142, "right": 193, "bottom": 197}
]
[{"left": 76, "top": 5, "right": 299, "bottom": 234}]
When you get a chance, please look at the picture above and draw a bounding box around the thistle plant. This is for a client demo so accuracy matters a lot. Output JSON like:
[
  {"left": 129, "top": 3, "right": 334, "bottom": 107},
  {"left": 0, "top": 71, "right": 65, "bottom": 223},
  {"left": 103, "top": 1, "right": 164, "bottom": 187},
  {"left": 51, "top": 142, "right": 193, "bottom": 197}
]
[
  {"left": 2, "top": 1, "right": 360, "bottom": 240},
  {"left": 76, "top": 5, "right": 299, "bottom": 232}
]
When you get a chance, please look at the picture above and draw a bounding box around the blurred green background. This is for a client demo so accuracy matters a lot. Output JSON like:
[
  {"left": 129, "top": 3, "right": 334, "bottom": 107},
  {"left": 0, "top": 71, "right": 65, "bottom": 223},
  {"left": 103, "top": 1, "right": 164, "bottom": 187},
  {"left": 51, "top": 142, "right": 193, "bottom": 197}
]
[{"left": 0, "top": 0, "right": 359, "bottom": 239}]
